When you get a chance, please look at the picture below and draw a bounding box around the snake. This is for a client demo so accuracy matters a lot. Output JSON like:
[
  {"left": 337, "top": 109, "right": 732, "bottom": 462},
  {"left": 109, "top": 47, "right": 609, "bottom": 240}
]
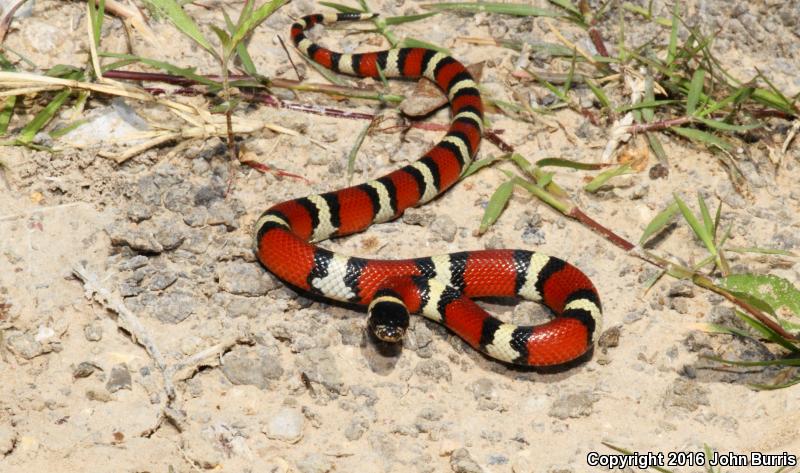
[{"left": 254, "top": 12, "right": 603, "bottom": 366}]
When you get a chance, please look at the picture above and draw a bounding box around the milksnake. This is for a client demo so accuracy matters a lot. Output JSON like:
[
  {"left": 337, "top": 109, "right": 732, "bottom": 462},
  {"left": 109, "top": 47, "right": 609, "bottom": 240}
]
[{"left": 254, "top": 12, "right": 603, "bottom": 366}]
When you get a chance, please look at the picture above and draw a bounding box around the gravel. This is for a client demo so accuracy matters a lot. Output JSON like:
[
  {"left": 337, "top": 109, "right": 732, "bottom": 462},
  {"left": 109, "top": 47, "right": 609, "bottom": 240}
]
[{"left": 264, "top": 407, "right": 304, "bottom": 443}]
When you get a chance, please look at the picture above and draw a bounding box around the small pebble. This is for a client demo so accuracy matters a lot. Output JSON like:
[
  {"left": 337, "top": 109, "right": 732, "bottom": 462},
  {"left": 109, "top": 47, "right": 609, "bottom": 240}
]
[
  {"left": 73, "top": 362, "right": 98, "bottom": 379},
  {"left": 450, "top": 448, "right": 485, "bottom": 473},
  {"left": 296, "top": 453, "right": 333, "bottom": 473},
  {"left": 663, "top": 379, "right": 710, "bottom": 411},
  {"left": 430, "top": 215, "right": 457, "bottom": 242},
  {"left": 217, "top": 261, "right": 277, "bottom": 296},
  {"left": 415, "top": 358, "right": 452, "bottom": 383},
  {"left": 83, "top": 323, "right": 103, "bottom": 342},
  {"left": 221, "top": 347, "right": 283, "bottom": 389},
  {"left": 264, "top": 407, "right": 304, "bottom": 443},
  {"left": 106, "top": 364, "right": 132, "bottom": 393},
  {"left": 549, "top": 390, "right": 597, "bottom": 419}
]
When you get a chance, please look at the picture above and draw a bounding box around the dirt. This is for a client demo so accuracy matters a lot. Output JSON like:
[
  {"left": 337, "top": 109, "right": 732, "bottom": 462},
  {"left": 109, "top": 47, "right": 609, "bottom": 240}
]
[{"left": 1, "top": 1, "right": 799, "bottom": 472}]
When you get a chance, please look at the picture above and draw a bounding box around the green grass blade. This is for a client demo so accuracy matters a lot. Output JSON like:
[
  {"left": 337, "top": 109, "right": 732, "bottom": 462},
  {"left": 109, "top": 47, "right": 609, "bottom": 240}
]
[
  {"left": 462, "top": 154, "right": 506, "bottom": 178},
  {"left": 696, "top": 87, "right": 753, "bottom": 118},
  {"left": 536, "top": 157, "right": 605, "bottom": 170},
  {"left": 141, "top": 0, "right": 217, "bottom": 58},
  {"left": 0, "top": 96, "right": 16, "bottom": 135},
  {"left": 88, "top": 0, "right": 106, "bottom": 47},
  {"left": 347, "top": 121, "right": 371, "bottom": 184},
  {"left": 705, "top": 355, "right": 800, "bottom": 368},
  {"left": 583, "top": 163, "right": 633, "bottom": 193},
  {"left": 697, "top": 193, "right": 713, "bottom": 239},
  {"left": 479, "top": 180, "right": 515, "bottom": 234},
  {"left": 733, "top": 311, "right": 800, "bottom": 353},
  {"left": 696, "top": 322, "right": 757, "bottom": 339},
  {"left": 695, "top": 117, "right": 762, "bottom": 132},
  {"left": 399, "top": 37, "right": 449, "bottom": 54},
  {"left": 686, "top": 68, "right": 705, "bottom": 115},
  {"left": 548, "top": 0, "right": 580, "bottom": 16},
  {"left": 615, "top": 99, "right": 678, "bottom": 113},
  {"left": 585, "top": 79, "right": 610, "bottom": 108},
  {"left": 639, "top": 201, "right": 679, "bottom": 245},
  {"left": 671, "top": 126, "right": 733, "bottom": 151},
  {"left": 17, "top": 89, "right": 72, "bottom": 144},
  {"left": 673, "top": 193, "right": 716, "bottom": 255},
  {"left": 726, "top": 246, "right": 796, "bottom": 256},
  {"left": 666, "top": 2, "right": 679, "bottom": 65},
  {"left": 721, "top": 274, "right": 800, "bottom": 322},
  {"left": 421, "top": 2, "right": 564, "bottom": 18},
  {"left": 49, "top": 118, "right": 90, "bottom": 139},
  {"left": 229, "top": 0, "right": 288, "bottom": 53},
  {"left": 100, "top": 52, "right": 220, "bottom": 86},
  {"left": 384, "top": 12, "right": 438, "bottom": 26},
  {"left": 318, "top": 2, "right": 362, "bottom": 13}
]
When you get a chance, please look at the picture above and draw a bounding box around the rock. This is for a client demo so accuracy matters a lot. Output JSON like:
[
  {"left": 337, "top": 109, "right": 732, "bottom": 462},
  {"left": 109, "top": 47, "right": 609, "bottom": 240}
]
[
  {"left": 0, "top": 423, "right": 17, "bottom": 455},
  {"left": 119, "top": 255, "right": 149, "bottom": 271},
  {"left": 221, "top": 347, "right": 283, "bottom": 389},
  {"left": 450, "top": 448, "right": 485, "bottom": 473},
  {"left": 408, "top": 322, "right": 434, "bottom": 358},
  {"left": 623, "top": 310, "right": 646, "bottom": 324},
  {"left": 152, "top": 218, "right": 186, "bottom": 251},
  {"left": 264, "top": 407, "right": 304, "bottom": 443},
  {"left": 73, "top": 361, "right": 98, "bottom": 378},
  {"left": 6, "top": 332, "right": 44, "bottom": 359},
  {"left": 106, "top": 364, "right": 132, "bottom": 393},
  {"left": 127, "top": 203, "right": 154, "bottom": 222},
  {"left": 549, "top": 390, "right": 597, "bottom": 419},
  {"left": 213, "top": 293, "right": 260, "bottom": 319},
  {"left": 296, "top": 453, "right": 333, "bottom": 473},
  {"left": 295, "top": 348, "right": 346, "bottom": 395},
  {"left": 669, "top": 298, "right": 689, "bottom": 314},
  {"left": 403, "top": 207, "right": 436, "bottom": 226},
  {"left": 154, "top": 291, "right": 198, "bottom": 324},
  {"left": 468, "top": 378, "right": 495, "bottom": 401},
  {"left": 514, "top": 211, "right": 545, "bottom": 245},
  {"left": 83, "top": 323, "right": 103, "bottom": 342},
  {"left": 344, "top": 418, "right": 368, "bottom": 440},
  {"left": 136, "top": 175, "right": 161, "bottom": 206},
  {"left": 336, "top": 319, "right": 364, "bottom": 346},
  {"left": 207, "top": 201, "right": 239, "bottom": 230},
  {"left": 194, "top": 185, "right": 224, "bottom": 206},
  {"left": 415, "top": 407, "right": 443, "bottom": 433},
  {"left": 663, "top": 379, "right": 710, "bottom": 411},
  {"left": 218, "top": 261, "right": 277, "bottom": 296},
  {"left": 183, "top": 207, "right": 208, "bottom": 227},
  {"left": 106, "top": 222, "right": 163, "bottom": 253},
  {"left": 430, "top": 215, "right": 458, "bottom": 242},
  {"left": 415, "top": 358, "right": 452, "bottom": 383},
  {"left": 668, "top": 281, "right": 695, "bottom": 298},
  {"left": 147, "top": 269, "right": 178, "bottom": 291},
  {"left": 598, "top": 326, "right": 620, "bottom": 349},
  {"left": 162, "top": 183, "right": 194, "bottom": 214}
]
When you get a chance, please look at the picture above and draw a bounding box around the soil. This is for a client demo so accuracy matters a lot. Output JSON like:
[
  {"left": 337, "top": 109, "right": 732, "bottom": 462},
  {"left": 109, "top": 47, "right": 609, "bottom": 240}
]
[{"left": 1, "top": 1, "right": 799, "bottom": 472}]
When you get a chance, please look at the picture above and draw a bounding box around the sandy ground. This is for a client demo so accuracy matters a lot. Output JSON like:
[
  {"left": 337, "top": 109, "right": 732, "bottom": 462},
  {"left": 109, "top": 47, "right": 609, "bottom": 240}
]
[{"left": 1, "top": 1, "right": 799, "bottom": 472}]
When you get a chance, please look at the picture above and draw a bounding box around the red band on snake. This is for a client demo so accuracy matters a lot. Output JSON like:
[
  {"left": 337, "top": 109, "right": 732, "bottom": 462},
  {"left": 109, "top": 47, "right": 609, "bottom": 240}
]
[{"left": 255, "top": 12, "right": 602, "bottom": 366}]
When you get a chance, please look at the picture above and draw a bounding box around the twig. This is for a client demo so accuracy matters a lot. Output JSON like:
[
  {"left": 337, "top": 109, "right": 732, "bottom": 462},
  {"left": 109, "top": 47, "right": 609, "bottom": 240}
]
[
  {"left": 0, "top": 0, "right": 29, "bottom": 43},
  {"left": 277, "top": 34, "right": 301, "bottom": 81},
  {"left": 72, "top": 263, "right": 176, "bottom": 401},
  {"left": 626, "top": 116, "right": 692, "bottom": 134},
  {"left": 166, "top": 334, "right": 252, "bottom": 382},
  {"left": 543, "top": 18, "right": 599, "bottom": 67}
]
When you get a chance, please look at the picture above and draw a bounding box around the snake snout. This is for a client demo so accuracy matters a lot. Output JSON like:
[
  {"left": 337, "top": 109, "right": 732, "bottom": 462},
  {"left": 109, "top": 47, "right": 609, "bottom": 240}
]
[{"left": 367, "top": 296, "right": 410, "bottom": 343}]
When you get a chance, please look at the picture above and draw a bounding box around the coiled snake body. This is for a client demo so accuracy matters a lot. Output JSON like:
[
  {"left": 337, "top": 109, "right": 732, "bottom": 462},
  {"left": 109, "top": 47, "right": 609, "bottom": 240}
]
[{"left": 255, "top": 12, "right": 602, "bottom": 366}]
